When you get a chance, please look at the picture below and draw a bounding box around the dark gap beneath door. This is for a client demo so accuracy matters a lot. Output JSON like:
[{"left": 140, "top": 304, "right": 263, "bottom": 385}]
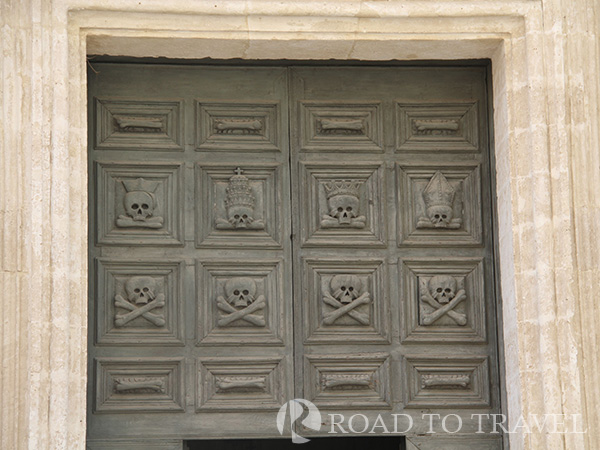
[{"left": 186, "top": 436, "right": 406, "bottom": 450}]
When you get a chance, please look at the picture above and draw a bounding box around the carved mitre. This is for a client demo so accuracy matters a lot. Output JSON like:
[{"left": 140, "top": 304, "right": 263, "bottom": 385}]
[
  {"left": 422, "top": 171, "right": 455, "bottom": 208},
  {"left": 225, "top": 168, "right": 255, "bottom": 209},
  {"left": 122, "top": 177, "right": 159, "bottom": 193},
  {"left": 323, "top": 179, "right": 362, "bottom": 199}
]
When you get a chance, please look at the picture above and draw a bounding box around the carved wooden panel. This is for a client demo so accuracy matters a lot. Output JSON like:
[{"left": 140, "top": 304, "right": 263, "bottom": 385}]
[
  {"left": 400, "top": 258, "right": 486, "bottom": 343},
  {"left": 304, "top": 354, "right": 391, "bottom": 409},
  {"left": 197, "top": 357, "right": 285, "bottom": 411},
  {"left": 397, "top": 163, "right": 483, "bottom": 246},
  {"left": 396, "top": 102, "right": 479, "bottom": 152},
  {"left": 299, "top": 162, "right": 386, "bottom": 247},
  {"left": 299, "top": 102, "right": 383, "bottom": 152},
  {"left": 196, "top": 164, "right": 282, "bottom": 248},
  {"left": 303, "top": 259, "right": 389, "bottom": 344},
  {"left": 94, "top": 99, "right": 183, "bottom": 151},
  {"left": 95, "top": 259, "right": 184, "bottom": 346},
  {"left": 404, "top": 356, "right": 490, "bottom": 408},
  {"left": 196, "top": 259, "right": 284, "bottom": 346},
  {"left": 406, "top": 437, "right": 502, "bottom": 450},
  {"left": 95, "top": 162, "right": 183, "bottom": 246},
  {"left": 196, "top": 102, "right": 280, "bottom": 151},
  {"left": 94, "top": 358, "right": 184, "bottom": 412},
  {"left": 87, "top": 441, "right": 183, "bottom": 450}
]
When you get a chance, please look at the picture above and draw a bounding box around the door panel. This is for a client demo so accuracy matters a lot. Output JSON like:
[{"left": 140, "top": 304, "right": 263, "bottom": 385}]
[
  {"left": 289, "top": 67, "right": 500, "bottom": 435},
  {"left": 88, "top": 63, "right": 501, "bottom": 446},
  {"left": 88, "top": 64, "right": 293, "bottom": 441}
]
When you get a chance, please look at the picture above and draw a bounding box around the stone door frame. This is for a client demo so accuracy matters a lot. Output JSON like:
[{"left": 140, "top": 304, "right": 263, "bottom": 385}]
[{"left": 15, "top": 3, "right": 591, "bottom": 450}]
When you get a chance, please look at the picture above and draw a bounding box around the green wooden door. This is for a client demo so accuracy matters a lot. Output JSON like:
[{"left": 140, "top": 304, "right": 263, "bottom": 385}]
[{"left": 87, "top": 63, "right": 502, "bottom": 449}]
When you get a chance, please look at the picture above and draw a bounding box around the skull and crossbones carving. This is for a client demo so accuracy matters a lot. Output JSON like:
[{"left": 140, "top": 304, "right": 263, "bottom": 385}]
[
  {"left": 114, "top": 276, "right": 166, "bottom": 327},
  {"left": 320, "top": 180, "right": 367, "bottom": 229},
  {"left": 416, "top": 172, "right": 462, "bottom": 229},
  {"left": 116, "top": 178, "right": 164, "bottom": 229},
  {"left": 420, "top": 275, "right": 467, "bottom": 326},
  {"left": 322, "top": 274, "right": 371, "bottom": 325},
  {"left": 216, "top": 277, "right": 266, "bottom": 327}
]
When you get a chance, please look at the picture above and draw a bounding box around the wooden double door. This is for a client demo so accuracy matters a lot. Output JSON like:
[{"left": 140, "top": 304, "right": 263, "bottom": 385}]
[{"left": 87, "top": 63, "right": 502, "bottom": 448}]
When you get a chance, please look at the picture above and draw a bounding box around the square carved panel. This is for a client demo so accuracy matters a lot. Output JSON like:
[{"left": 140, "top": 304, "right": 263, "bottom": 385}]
[
  {"left": 400, "top": 258, "right": 486, "bottom": 343},
  {"left": 196, "top": 102, "right": 280, "bottom": 151},
  {"left": 94, "top": 98, "right": 183, "bottom": 151},
  {"left": 95, "top": 162, "right": 183, "bottom": 246},
  {"left": 195, "top": 164, "right": 282, "bottom": 248},
  {"left": 300, "top": 162, "right": 386, "bottom": 247},
  {"left": 396, "top": 102, "right": 479, "bottom": 152},
  {"left": 397, "top": 163, "right": 482, "bottom": 246},
  {"left": 94, "top": 357, "right": 184, "bottom": 413},
  {"left": 404, "top": 356, "right": 490, "bottom": 408},
  {"left": 299, "top": 102, "right": 383, "bottom": 152},
  {"left": 197, "top": 357, "right": 285, "bottom": 411},
  {"left": 95, "top": 259, "right": 184, "bottom": 346},
  {"left": 196, "top": 260, "right": 284, "bottom": 346},
  {"left": 303, "top": 259, "right": 389, "bottom": 344},
  {"left": 304, "top": 354, "right": 391, "bottom": 409}
]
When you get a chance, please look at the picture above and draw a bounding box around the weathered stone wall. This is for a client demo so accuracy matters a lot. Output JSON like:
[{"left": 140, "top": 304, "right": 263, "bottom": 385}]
[{"left": 1, "top": 1, "right": 598, "bottom": 449}]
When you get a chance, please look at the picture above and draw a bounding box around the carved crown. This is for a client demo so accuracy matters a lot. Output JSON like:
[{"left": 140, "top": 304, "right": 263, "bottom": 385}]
[
  {"left": 122, "top": 178, "right": 159, "bottom": 193},
  {"left": 422, "top": 171, "right": 455, "bottom": 208},
  {"left": 225, "top": 168, "right": 255, "bottom": 209},
  {"left": 323, "top": 180, "right": 362, "bottom": 199}
]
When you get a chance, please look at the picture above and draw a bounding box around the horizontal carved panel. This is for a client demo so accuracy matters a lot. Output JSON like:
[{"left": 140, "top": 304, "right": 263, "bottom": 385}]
[
  {"left": 196, "top": 259, "right": 284, "bottom": 346},
  {"left": 94, "top": 358, "right": 184, "bottom": 413},
  {"left": 397, "top": 163, "right": 482, "bottom": 246},
  {"left": 396, "top": 102, "right": 479, "bottom": 152},
  {"left": 400, "top": 258, "right": 486, "bottom": 343},
  {"left": 196, "top": 164, "right": 282, "bottom": 248},
  {"left": 404, "top": 356, "right": 490, "bottom": 408},
  {"left": 95, "top": 259, "right": 184, "bottom": 346},
  {"left": 406, "top": 437, "right": 501, "bottom": 450},
  {"left": 304, "top": 354, "right": 391, "bottom": 409},
  {"left": 94, "top": 98, "right": 183, "bottom": 151},
  {"left": 303, "top": 259, "right": 389, "bottom": 344},
  {"left": 95, "top": 162, "right": 183, "bottom": 246},
  {"left": 197, "top": 357, "right": 285, "bottom": 411},
  {"left": 300, "top": 162, "right": 386, "bottom": 247},
  {"left": 196, "top": 102, "right": 279, "bottom": 151},
  {"left": 299, "top": 102, "right": 383, "bottom": 152}
]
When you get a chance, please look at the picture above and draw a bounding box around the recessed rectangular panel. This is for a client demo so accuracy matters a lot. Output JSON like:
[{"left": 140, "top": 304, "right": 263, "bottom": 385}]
[
  {"left": 196, "top": 260, "right": 284, "bottom": 346},
  {"left": 396, "top": 102, "right": 479, "bottom": 152},
  {"left": 300, "top": 162, "right": 387, "bottom": 247},
  {"left": 95, "top": 358, "right": 184, "bottom": 412},
  {"left": 197, "top": 357, "right": 285, "bottom": 411},
  {"left": 196, "top": 102, "right": 280, "bottom": 151},
  {"left": 95, "top": 259, "right": 184, "bottom": 346},
  {"left": 299, "top": 102, "right": 383, "bottom": 152},
  {"left": 195, "top": 164, "right": 282, "bottom": 248},
  {"left": 304, "top": 354, "right": 391, "bottom": 409},
  {"left": 95, "top": 162, "right": 184, "bottom": 246},
  {"left": 397, "top": 163, "right": 482, "bottom": 246},
  {"left": 399, "top": 258, "right": 487, "bottom": 343},
  {"left": 404, "top": 356, "right": 490, "bottom": 408},
  {"left": 303, "top": 259, "right": 390, "bottom": 344},
  {"left": 94, "top": 98, "right": 183, "bottom": 151}
]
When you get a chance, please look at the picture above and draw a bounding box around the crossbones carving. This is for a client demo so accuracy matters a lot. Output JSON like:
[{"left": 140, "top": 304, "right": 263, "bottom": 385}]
[
  {"left": 114, "top": 276, "right": 165, "bottom": 327},
  {"left": 322, "top": 275, "right": 371, "bottom": 325},
  {"left": 420, "top": 275, "right": 467, "bottom": 326},
  {"left": 216, "top": 277, "right": 266, "bottom": 327}
]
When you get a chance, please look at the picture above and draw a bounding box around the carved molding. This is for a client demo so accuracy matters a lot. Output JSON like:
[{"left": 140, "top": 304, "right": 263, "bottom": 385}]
[
  {"left": 396, "top": 102, "right": 479, "bottom": 152},
  {"left": 94, "top": 98, "right": 183, "bottom": 151}
]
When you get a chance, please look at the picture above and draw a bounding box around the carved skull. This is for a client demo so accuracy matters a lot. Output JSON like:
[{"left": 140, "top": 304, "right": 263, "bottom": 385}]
[
  {"left": 227, "top": 205, "right": 254, "bottom": 229},
  {"left": 330, "top": 274, "right": 362, "bottom": 304},
  {"left": 225, "top": 277, "right": 257, "bottom": 308},
  {"left": 328, "top": 195, "right": 360, "bottom": 225},
  {"left": 426, "top": 205, "right": 454, "bottom": 228},
  {"left": 428, "top": 275, "right": 457, "bottom": 304},
  {"left": 125, "top": 276, "right": 157, "bottom": 304},
  {"left": 124, "top": 191, "right": 155, "bottom": 221}
]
